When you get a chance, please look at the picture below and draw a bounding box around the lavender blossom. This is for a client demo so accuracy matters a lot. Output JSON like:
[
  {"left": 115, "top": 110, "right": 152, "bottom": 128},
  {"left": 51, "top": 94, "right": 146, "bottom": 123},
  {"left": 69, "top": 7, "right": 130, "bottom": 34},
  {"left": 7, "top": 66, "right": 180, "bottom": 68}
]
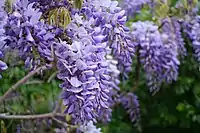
[
  {"left": 56, "top": 0, "right": 135, "bottom": 124},
  {"left": 131, "top": 21, "right": 179, "bottom": 93},
  {"left": 83, "top": 0, "right": 135, "bottom": 77},
  {"left": 161, "top": 18, "right": 186, "bottom": 58},
  {"left": 120, "top": 92, "right": 140, "bottom": 124},
  {"left": 0, "top": 0, "right": 8, "bottom": 77},
  {"left": 56, "top": 13, "right": 112, "bottom": 124},
  {"left": 54, "top": 128, "right": 66, "bottom": 133},
  {"left": 185, "top": 16, "right": 200, "bottom": 62},
  {"left": 5, "top": 0, "right": 54, "bottom": 69},
  {"left": 119, "top": 0, "right": 150, "bottom": 19},
  {"left": 79, "top": 121, "right": 102, "bottom": 133}
]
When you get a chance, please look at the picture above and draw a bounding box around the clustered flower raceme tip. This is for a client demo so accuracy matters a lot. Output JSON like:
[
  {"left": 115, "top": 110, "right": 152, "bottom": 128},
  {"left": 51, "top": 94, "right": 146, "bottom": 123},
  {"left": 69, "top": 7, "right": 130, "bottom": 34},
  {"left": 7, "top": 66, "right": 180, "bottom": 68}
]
[
  {"left": 184, "top": 16, "right": 200, "bottom": 63},
  {"left": 130, "top": 21, "right": 180, "bottom": 93}
]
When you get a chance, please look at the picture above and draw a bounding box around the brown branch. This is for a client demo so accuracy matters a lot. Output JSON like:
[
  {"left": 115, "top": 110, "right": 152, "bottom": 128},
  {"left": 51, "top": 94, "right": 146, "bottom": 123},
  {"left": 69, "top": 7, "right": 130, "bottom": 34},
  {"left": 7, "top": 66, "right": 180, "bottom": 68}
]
[
  {"left": 0, "top": 66, "right": 48, "bottom": 103},
  {"left": 0, "top": 113, "right": 54, "bottom": 120},
  {"left": 0, "top": 113, "right": 76, "bottom": 129},
  {"left": 52, "top": 117, "right": 77, "bottom": 128},
  {"left": 25, "top": 80, "right": 44, "bottom": 85}
]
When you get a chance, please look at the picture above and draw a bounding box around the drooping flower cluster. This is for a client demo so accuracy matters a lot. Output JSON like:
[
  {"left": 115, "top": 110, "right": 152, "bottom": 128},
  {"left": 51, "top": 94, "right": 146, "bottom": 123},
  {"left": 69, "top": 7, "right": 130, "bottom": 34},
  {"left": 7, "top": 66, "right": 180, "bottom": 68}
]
[
  {"left": 0, "top": 0, "right": 8, "bottom": 78},
  {"left": 4, "top": 0, "right": 55, "bottom": 69},
  {"left": 130, "top": 21, "right": 180, "bottom": 93},
  {"left": 119, "top": 0, "right": 151, "bottom": 19},
  {"left": 185, "top": 16, "right": 200, "bottom": 62},
  {"left": 1, "top": 0, "right": 199, "bottom": 131},
  {"left": 55, "top": 0, "right": 136, "bottom": 124},
  {"left": 56, "top": 12, "right": 112, "bottom": 124},
  {"left": 79, "top": 121, "right": 102, "bottom": 133},
  {"left": 161, "top": 18, "right": 186, "bottom": 58},
  {"left": 82, "top": 0, "right": 135, "bottom": 77},
  {"left": 120, "top": 92, "right": 140, "bottom": 124}
]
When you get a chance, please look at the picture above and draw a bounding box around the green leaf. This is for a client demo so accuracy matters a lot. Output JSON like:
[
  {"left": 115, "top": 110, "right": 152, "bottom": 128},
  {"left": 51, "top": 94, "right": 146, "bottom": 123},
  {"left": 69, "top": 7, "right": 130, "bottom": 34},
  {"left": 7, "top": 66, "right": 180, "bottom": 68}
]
[
  {"left": 193, "top": 115, "right": 200, "bottom": 123},
  {"left": 10, "top": 104, "right": 25, "bottom": 113},
  {"left": 176, "top": 103, "right": 185, "bottom": 112},
  {"left": 73, "top": 0, "right": 83, "bottom": 9},
  {"left": 48, "top": 7, "right": 71, "bottom": 29}
]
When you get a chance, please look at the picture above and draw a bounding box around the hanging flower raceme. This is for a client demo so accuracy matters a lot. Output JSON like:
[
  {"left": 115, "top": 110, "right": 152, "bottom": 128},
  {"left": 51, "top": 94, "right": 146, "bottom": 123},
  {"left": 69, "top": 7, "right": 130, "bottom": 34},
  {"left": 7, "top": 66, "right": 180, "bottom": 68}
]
[
  {"left": 0, "top": 0, "right": 8, "bottom": 78},
  {"left": 120, "top": 92, "right": 140, "bottom": 124},
  {"left": 185, "top": 16, "right": 200, "bottom": 62},
  {"left": 55, "top": 0, "right": 135, "bottom": 124},
  {"left": 4, "top": 0, "right": 55, "bottom": 69},
  {"left": 161, "top": 17, "right": 186, "bottom": 58},
  {"left": 119, "top": 0, "right": 151, "bottom": 19},
  {"left": 82, "top": 0, "right": 135, "bottom": 77},
  {"left": 130, "top": 21, "right": 179, "bottom": 93},
  {"left": 79, "top": 121, "right": 102, "bottom": 133},
  {"left": 56, "top": 12, "right": 112, "bottom": 124}
]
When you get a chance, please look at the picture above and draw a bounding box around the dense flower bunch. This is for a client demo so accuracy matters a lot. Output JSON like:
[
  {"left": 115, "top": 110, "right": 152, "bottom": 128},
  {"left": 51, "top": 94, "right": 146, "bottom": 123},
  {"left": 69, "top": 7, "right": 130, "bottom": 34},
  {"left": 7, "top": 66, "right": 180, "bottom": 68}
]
[
  {"left": 4, "top": 0, "right": 54, "bottom": 69},
  {"left": 161, "top": 18, "right": 187, "bottom": 58},
  {"left": 120, "top": 92, "right": 140, "bottom": 124},
  {"left": 185, "top": 16, "right": 200, "bottom": 62},
  {"left": 81, "top": 0, "right": 135, "bottom": 77},
  {"left": 1, "top": 0, "right": 200, "bottom": 132},
  {"left": 56, "top": 0, "right": 135, "bottom": 124},
  {"left": 119, "top": 0, "right": 151, "bottom": 19},
  {"left": 0, "top": 0, "right": 8, "bottom": 78},
  {"left": 56, "top": 13, "right": 112, "bottom": 124},
  {"left": 130, "top": 21, "right": 179, "bottom": 93},
  {"left": 79, "top": 121, "right": 102, "bottom": 133}
]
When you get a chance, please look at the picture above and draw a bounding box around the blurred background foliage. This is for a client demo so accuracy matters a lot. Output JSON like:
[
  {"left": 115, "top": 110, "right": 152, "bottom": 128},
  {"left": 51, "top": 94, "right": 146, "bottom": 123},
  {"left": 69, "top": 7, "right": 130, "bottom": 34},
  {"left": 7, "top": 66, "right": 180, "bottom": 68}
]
[{"left": 1, "top": 0, "right": 200, "bottom": 133}]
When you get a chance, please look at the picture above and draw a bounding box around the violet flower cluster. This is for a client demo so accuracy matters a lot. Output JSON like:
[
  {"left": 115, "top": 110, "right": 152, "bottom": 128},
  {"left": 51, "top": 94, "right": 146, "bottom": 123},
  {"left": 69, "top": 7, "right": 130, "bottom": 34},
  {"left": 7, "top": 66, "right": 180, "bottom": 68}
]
[
  {"left": 130, "top": 21, "right": 180, "bottom": 93},
  {"left": 4, "top": 0, "right": 54, "bottom": 69},
  {"left": 120, "top": 92, "right": 140, "bottom": 124},
  {"left": 83, "top": 0, "right": 135, "bottom": 77},
  {"left": 56, "top": 13, "right": 112, "bottom": 124},
  {"left": 161, "top": 18, "right": 186, "bottom": 58},
  {"left": 79, "top": 121, "right": 102, "bottom": 133},
  {"left": 119, "top": 0, "right": 151, "bottom": 19},
  {"left": 0, "top": 0, "right": 8, "bottom": 78},
  {"left": 185, "top": 16, "right": 200, "bottom": 62},
  {"left": 1, "top": 0, "right": 197, "bottom": 130}
]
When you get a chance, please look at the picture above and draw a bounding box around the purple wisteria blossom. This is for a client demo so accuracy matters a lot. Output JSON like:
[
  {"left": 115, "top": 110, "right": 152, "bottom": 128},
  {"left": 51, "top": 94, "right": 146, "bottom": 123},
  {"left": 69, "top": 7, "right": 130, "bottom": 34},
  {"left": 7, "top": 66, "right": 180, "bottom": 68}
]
[
  {"left": 185, "top": 16, "right": 200, "bottom": 62},
  {"left": 119, "top": 0, "right": 151, "bottom": 19},
  {"left": 120, "top": 92, "right": 140, "bottom": 124},
  {"left": 131, "top": 21, "right": 179, "bottom": 93},
  {"left": 5, "top": 0, "right": 54, "bottom": 69},
  {"left": 55, "top": 0, "right": 136, "bottom": 124},
  {"left": 161, "top": 18, "right": 186, "bottom": 58},
  {"left": 79, "top": 121, "right": 102, "bottom": 133},
  {"left": 56, "top": 13, "right": 112, "bottom": 124},
  {"left": 82, "top": 0, "right": 135, "bottom": 77},
  {"left": 0, "top": 0, "right": 8, "bottom": 78}
]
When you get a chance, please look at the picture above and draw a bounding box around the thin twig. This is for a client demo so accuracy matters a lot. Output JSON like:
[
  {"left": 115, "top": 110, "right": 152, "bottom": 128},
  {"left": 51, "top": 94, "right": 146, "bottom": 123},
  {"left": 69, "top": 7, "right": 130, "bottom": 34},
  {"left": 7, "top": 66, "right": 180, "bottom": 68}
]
[
  {"left": 53, "top": 99, "right": 62, "bottom": 114},
  {"left": 47, "top": 71, "right": 58, "bottom": 83},
  {"left": 25, "top": 80, "right": 44, "bottom": 85},
  {"left": 52, "top": 117, "right": 77, "bottom": 129},
  {"left": 0, "top": 66, "right": 48, "bottom": 103},
  {"left": 0, "top": 113, "right": 54, "bottom": 120},
  {"left": 0, "top": 113, "right": 64, "bottom": 120}
]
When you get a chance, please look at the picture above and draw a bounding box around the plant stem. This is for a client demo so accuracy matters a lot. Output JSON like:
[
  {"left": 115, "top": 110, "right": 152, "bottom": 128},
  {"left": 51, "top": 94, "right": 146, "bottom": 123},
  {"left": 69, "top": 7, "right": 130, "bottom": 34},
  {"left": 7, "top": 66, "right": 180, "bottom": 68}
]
[
  {"left": 0, "top": 113, "right": 54, "bottom": 120},
  {"left": 0, "top": 66, "right": 48, "bottom": 103}
]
